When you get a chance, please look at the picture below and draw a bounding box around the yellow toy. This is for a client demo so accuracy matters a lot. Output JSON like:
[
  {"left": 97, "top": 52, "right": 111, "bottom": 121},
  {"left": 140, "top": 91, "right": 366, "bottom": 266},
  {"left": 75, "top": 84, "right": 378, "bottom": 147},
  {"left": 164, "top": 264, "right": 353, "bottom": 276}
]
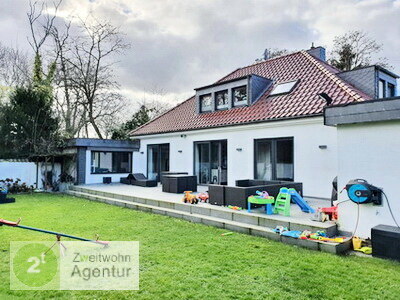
[{"left": 182, "top": 191, "right": 198, "bottom": 204}]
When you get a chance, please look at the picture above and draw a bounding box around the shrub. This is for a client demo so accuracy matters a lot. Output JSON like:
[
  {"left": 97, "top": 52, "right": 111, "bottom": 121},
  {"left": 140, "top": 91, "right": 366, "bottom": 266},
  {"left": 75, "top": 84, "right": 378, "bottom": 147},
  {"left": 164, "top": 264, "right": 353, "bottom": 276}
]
[{"left": 0, "top": 178, "right": 34, "bottom": 194}]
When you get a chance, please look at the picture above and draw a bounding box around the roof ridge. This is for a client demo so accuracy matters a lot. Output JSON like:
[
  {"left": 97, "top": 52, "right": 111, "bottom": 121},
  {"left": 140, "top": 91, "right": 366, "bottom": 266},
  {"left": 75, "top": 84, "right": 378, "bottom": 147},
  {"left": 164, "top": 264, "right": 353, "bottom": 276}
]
[
  {"left": 301, "top": 51, "right": 365, "bottom": 102},
  {"left": 129, "top": 95, "right": 195, "bottom": 135}
]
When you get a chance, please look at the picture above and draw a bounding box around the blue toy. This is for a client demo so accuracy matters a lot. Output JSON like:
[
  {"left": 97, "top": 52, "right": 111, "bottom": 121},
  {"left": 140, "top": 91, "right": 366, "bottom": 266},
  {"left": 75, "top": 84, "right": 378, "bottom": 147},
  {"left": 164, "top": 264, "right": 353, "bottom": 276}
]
[{"left": 288, "top": 188, "right": 315, "bottom": 213}]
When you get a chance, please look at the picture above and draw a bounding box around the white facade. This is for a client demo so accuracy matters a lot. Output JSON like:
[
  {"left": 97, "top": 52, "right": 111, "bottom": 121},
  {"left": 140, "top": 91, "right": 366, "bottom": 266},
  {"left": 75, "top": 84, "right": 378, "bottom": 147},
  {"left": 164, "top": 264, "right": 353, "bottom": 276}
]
[
  {"left": 133, "top": 116, "right": 338, "bottom": 198},
  {"left": 336, "top": 121, "right": 400, "bottom": 238}
]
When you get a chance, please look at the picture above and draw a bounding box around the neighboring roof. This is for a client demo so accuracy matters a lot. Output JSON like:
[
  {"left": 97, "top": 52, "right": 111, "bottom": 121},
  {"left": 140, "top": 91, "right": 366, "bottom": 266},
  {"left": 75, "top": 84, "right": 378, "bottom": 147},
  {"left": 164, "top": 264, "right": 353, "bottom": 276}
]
[
  {"left": 66, "top": 138, "right": 140, "bottom": 150},
  {"left": 338, "top": 65, "right": 399, "bottom": 79},
  {"left": 324, "top": 96, "right": 400, "bottom": 126},
  {"left": 131, "top": 51, "right": 371, "bottom": 136}
]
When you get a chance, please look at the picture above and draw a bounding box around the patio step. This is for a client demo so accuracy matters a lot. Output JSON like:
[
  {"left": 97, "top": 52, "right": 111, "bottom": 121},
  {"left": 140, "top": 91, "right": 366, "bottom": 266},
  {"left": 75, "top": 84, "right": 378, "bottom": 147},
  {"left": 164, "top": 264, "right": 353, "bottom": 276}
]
[
  {"left": 69, "top": 186, "right": 338, "bottom": 236},
  {"left": 66, "top": 188, "right": 351, "bottom": 254}
]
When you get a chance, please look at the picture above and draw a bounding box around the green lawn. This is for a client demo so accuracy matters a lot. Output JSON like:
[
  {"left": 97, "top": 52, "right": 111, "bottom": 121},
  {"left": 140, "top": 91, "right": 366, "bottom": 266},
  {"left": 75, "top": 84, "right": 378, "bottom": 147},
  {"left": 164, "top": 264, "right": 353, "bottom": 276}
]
[{"left": 1, "top": 193, "right": 400, "bottom": 299}]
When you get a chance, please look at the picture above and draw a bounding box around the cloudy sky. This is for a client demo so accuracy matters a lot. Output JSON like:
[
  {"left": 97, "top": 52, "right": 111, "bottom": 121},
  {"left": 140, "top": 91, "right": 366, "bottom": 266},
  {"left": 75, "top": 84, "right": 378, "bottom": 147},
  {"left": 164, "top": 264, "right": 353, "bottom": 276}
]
[{"left": 1, "top": 0, "right": 399, "bottom": 108}]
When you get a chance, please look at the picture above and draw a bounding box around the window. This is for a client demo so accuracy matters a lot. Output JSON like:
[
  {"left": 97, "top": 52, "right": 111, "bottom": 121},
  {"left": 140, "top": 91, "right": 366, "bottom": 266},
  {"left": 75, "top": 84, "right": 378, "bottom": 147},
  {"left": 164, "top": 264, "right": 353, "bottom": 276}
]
[
  {"left": 270, "top": 80, "right": 298, "bottom": 96},
  {"left": 388, "top": 83, "right": 396, "bottom": 98},
  {"left": 215, "top": 90, "right": 228, "bottom": 110},
  {"left": 254, "top": 138, "right": 294, "bottom": 181},
  {"left": 91, "top": 151, "right": 132, "bottom": 174},
  {"left": 200, "top": 94, "right": 212, "bottom": 112},
  {"left": 232, "top": 86, "right": 247, "bottom": 106},
  {"left": 378, "top": 80, "right": 385, "bottom": 98}
]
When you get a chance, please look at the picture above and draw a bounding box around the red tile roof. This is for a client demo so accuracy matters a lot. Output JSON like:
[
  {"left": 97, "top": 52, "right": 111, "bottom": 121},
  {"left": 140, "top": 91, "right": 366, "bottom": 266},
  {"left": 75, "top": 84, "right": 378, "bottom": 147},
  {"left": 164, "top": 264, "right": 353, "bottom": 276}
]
[{"left": 131, "top": 51, "right": 371, "bottom": 136}]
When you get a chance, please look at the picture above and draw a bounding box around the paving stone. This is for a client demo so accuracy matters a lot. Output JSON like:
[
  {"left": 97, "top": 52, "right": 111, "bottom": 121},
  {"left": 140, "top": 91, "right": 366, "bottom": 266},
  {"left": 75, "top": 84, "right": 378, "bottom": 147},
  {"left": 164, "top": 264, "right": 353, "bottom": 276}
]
[
  {"left": 225, "top": 223, "right": 250, "bottom": 234},
  {"left": 182, "top": 215, "right": 202, "bottom": 223},
  {"left": 251, "top": 229, "right": 281, "bottom": 242},
  {"left": 297, "top": 238, "right": 320, "bottom": 251},
  {"left": 232, "top": 213, "right": 258, "bottom": 225},
  {"left": 145, "top": 199, "right": 159, "bottom": 207},
  {"left": 202, "top": 218, "right": 224, "bottom": 228},
  {"left": 114, "top": 201, "right": 126, "bottom": 208},
  {"left": 165, "top": 211, "right": 183, "bottom": 219},
  {"left": 210, "top": 209, "right": 232, "bottom": 221},
  {"left": 137, "top": 206, "right": 151, "bottom": 212},
  {"left": 174, "top": 203, "right": 192, "bottom": 213},
  {"left": 125, "top": 203, "right": 138, "bottom": 210},
  {"left": 280, "top": 235, "right": 300, "bottom": 247},
  {"left": 151, "top": 208, "right": 166, "bottom": 215},
  {"left": 319, "top": 239, "right": 352, "bottom": 254},
  {"left": 134, "top": 197, "right": 146, "bottom": 204},
  {"left": 191, "top": 206, "right": 211, "bottom": 216},
  {"left": 157, "top": 201, "right": 173, "bottom": 209},
  {"left": 259, "top": 217, "right": 289, "bottom": 229}
]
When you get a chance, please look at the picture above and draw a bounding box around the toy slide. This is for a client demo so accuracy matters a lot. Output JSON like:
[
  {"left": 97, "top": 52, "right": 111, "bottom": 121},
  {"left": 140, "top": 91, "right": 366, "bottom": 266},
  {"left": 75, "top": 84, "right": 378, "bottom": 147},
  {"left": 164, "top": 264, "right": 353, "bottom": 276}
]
[{"left": 288, "top": 188, "right": 315, "bottom": 213}]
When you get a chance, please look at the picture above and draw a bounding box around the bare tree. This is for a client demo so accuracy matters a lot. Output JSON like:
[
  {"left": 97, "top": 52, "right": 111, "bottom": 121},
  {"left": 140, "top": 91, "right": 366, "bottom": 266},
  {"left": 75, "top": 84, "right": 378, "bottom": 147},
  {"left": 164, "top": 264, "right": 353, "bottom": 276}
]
[
  {"left": 255, "top": 48, "right": 294, "bottom": 62},
  {"left": 0, "top": 44, "right": 30, "bottom": 88},
  {"left": 65, "top": 19, "right": 130, "bottom": 138},
  {"left": 329, "top": 30, "right": 390, "bottom": 71}
]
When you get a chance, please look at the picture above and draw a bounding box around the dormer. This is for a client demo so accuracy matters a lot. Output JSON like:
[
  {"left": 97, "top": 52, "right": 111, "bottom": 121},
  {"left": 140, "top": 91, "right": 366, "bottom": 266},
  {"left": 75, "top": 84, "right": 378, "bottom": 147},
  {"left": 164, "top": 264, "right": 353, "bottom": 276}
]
[
  {"left": 195, "top": 74, "right": 272, "bottom": 114},
  {"left": 337, "top": 65, "right": 399, "bottom": 99}
]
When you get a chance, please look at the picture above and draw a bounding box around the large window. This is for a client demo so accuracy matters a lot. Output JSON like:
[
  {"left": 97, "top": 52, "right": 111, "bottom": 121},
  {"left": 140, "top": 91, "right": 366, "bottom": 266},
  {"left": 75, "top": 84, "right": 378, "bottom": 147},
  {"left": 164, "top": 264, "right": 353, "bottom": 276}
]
[
  {"left": 215, "top": 90, "right": 229, "bottom": 110},
  {"left": 147, "top": 144, "right": 170, "bottom": 181},
  {"left": 232, "top": 86, "right": 247, "bottom": 107},
  {"left": 254, "top": 138, "right": 294, "bottom": 181},
  {"left": 200, "top": 94, "right": 212, "bottom": 112},
  {"left": 91, "top": 151, "right": 132, "bottom": 174}
]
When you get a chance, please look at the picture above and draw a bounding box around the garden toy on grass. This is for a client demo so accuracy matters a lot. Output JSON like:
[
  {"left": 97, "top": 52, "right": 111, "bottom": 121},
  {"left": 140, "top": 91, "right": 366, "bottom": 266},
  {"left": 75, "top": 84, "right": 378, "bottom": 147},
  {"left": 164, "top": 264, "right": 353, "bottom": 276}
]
[
  {"left": 0, "top": 218, "right": 108, "bottom": 246},
  {"left": 182, "top": 191, "right": 198, "bottom": 204},
  {"left": 247, "top": 190, "right": 275, "bottom": 214},
  {"left": 0, "top": 187, "right": 15, "bottom": 204}
]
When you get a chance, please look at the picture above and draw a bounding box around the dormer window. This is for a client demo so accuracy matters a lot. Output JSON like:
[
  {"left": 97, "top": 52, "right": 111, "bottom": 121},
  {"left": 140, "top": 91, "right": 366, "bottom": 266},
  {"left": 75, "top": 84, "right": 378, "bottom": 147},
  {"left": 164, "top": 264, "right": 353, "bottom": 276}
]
[
  {"left": 216, "top": 90, "right": 229, "bottom": 110},
  {"left": 200, "top": 94, "right": 212, "bottom": 112},
  {"left": 233, "top": 86, "right": 247, "bottom": 107}
]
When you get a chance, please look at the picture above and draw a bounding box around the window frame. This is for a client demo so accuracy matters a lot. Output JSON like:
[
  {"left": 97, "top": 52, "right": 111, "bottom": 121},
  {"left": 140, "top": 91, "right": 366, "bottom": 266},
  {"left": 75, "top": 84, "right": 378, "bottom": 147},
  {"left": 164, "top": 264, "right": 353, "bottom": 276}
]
[
  {"left": 387, "top": 83, "right": 396, "bottom": 98},
  {"left": 269, "top": 80, "right": 298, "bottom": 96},
  {"left": 378, "top": 79, "right": 386, "bottom": 98},
  {"left": 199, "top": 93, "right": 213, "bottom": 113},
  {"left": 253, "top": 137, "right": 294, "bottom": 181},
  {"left": 90, "top": 151, "right": 132, "bottom": 174},
  {"left": 232, "top": 85, "right": 248, "bottom": 107},
  {"left": 215, "top": 89, "right": 229, "bottom": 110}
]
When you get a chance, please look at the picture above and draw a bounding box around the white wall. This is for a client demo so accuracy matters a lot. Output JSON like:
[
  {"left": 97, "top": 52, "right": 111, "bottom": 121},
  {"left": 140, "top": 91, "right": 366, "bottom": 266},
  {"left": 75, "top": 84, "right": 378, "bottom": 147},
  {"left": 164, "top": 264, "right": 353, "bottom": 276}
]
[
  {"left": 336, "top": 121, "right": 400, "bottom": 238},
  {"left": 133, "top": 117, "right": 338, "bottom": 198},
  {"left": 0, "top": 162, "right": 38, "bottom": 186},
  {"left": 84, "top": 150, "right": 132, "bottom": 184}
]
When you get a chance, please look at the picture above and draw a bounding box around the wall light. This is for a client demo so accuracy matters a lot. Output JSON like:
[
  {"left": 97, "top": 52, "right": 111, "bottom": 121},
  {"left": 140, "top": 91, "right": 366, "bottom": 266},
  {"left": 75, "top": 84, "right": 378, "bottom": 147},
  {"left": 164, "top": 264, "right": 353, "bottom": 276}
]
[
  {"left": 140, "top": 151, "right": 144, "bottom": 154},
  {"left": 180, "top": 134, "right": 187, "bottom": 138},
  {"left": 319, "top": 145, "right": 327, "bottom": 150},
  {"left": 178, "top": 150, "right": 183, "bottom": 153},
  {"left": 236, "top": 148, "right": 243, "bottom": 152}
]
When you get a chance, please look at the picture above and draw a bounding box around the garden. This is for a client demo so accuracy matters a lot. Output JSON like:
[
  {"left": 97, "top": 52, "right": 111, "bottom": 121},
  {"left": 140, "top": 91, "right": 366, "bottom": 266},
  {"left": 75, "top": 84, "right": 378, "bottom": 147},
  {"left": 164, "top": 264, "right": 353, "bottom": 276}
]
[{"left": 1, "top": 193, "right": 400, "bottom": 299}]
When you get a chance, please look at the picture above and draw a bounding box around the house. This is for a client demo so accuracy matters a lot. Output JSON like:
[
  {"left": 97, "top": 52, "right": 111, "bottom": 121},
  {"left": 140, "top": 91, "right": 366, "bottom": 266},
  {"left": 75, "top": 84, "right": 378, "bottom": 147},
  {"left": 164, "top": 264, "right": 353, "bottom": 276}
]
[
  {"left": 325, "top": 96, "right": 400, "bottom": 237},
  {"left": 130, "top": 46, "right": 398, "bottom": 200}
]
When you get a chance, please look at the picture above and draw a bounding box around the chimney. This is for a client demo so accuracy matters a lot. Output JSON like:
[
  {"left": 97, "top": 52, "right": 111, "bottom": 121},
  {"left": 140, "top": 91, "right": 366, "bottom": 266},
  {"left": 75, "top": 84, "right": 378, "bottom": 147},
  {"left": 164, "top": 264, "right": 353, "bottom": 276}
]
[{"left": 307, "top": 44, "right": 326, "bottom": 61}]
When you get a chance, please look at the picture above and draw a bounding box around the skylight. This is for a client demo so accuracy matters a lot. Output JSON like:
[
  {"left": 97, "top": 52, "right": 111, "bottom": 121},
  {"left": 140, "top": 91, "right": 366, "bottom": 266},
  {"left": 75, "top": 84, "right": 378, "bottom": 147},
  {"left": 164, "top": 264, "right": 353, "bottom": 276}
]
[{"left": 270, "top": 80, "right": 298, "bottom": 96}]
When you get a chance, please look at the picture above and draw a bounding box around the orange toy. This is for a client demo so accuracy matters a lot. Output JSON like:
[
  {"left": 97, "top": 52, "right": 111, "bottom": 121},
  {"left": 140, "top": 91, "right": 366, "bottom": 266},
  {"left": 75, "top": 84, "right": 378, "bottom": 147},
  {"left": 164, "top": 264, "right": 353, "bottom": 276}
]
[
  {"left": 321, "top": 206, "right": 338, "bottom": 220},
  {"left": 182, "top": 191, "right": 198, "bottom": 204}
]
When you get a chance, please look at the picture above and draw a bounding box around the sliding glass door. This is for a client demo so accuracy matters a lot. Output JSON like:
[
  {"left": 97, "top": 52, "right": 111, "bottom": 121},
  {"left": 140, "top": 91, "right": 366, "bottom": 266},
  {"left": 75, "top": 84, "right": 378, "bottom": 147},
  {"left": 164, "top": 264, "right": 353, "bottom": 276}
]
[
  {"left": 147, "top": 144, "right": 170, "bottom": 181},
  {"left": 194, "top": 140, "right": 227, "bottom": 185},
  {"left": 254, "top": 138, "right": 293, "bottom": 181}
]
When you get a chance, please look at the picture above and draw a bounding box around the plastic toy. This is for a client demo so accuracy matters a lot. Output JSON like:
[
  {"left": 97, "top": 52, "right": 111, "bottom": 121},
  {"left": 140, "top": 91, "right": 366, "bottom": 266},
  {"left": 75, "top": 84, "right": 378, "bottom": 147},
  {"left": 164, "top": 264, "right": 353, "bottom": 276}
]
[
  {"left": 355, "top": 247, "right": 372, "bottom": 254},
  {"left": 320, "top": 206, "right": 338, "bottom": 220},
  {"left": 196, "top": 192, "right": 209, "bottom": 203},
  {"left": 0, "top": 187, "right": 15, "bottom": 204},
  {"left": 0, "top": 218, "right": 108, "bottom": 245},
  {"left": 273, "top": 226, "right": 288, "bottom": 234},
  {"left": 273, "top": 188, "right": 291, "bottom": 216},
  {"left": 281, "top": 230, "right": 302, "bottom": 238},
  {"left": 288, "top": 188, "right": 315, "bottom": 213},
  {"left": 221, "top": 232, "right": 234, "bottom": 236},
  {"left": 228, "top": 205, "right": 242, "bottom": 210},
  {"left": 182, "top": 191, "right": 198, "bottom": 204},
  {"left": 247, "top": 190, "right": 275, "bottom": 214}
]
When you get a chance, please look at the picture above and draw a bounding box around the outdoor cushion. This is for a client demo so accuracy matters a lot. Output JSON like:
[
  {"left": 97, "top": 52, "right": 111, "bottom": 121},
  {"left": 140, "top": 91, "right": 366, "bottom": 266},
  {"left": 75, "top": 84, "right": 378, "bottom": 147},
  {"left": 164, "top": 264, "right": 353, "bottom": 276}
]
[{"left": 132, "top": 173, "right": 148, "bottom": 181}]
